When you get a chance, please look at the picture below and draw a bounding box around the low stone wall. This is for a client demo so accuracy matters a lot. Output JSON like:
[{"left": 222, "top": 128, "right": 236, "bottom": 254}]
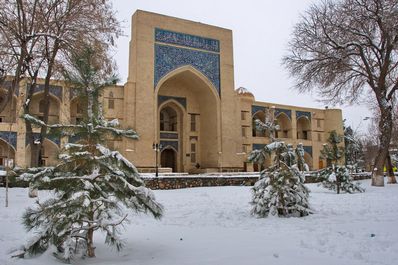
[
  {"left": 144, "top": 172, "right": 373, "bottom": 190},
  {"left": 144, "top": 176, "right": 258, "bottom": 190}
]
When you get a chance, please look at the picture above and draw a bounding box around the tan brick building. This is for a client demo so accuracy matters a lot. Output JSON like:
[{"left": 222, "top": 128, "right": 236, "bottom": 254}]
[{"left": 0, "top": 10, "right": 344, "bottom": 173}]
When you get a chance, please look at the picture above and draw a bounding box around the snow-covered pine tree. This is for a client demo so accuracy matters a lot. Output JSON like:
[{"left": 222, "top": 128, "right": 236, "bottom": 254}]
[
  {"left": 344, "top": 125, "right": 364, "bottom": 172},
  {"left": 16, "top": 47, "right": 163, "bottom": 262},
  {"left": 249, "top": 120, "right": 311, "bottom": 218},
  {"left": 319, "top": 130, "right": 364, "bottom": 194}
]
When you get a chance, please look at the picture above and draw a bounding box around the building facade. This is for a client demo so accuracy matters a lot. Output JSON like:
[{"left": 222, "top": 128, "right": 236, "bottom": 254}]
[{"left": 0, "top": 10, "right": 344, "bottom": 172}]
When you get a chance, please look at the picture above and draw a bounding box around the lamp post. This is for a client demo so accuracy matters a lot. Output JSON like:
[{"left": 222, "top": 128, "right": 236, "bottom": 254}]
[{"left": 153, "top": 143, "right": 162, "bottom": 177}]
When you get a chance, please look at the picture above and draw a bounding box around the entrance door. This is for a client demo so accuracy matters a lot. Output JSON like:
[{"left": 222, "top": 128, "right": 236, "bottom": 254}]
[{"left": 161, "top": 149, "right": 176, "bottom": 172}]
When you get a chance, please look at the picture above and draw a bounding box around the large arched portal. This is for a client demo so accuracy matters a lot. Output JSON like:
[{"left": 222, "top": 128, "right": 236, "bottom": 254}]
[{"left": 156, "top": 66, "right": 220, "bottom": 172}]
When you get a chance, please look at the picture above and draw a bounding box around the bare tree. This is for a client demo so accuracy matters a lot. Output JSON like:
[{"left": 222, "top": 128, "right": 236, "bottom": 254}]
[
  {"left": 283, "top": 0, "right": 398, "bottom": 186},
  {"left": 0, "top": 0, "right": 121, "bottom": 167}
]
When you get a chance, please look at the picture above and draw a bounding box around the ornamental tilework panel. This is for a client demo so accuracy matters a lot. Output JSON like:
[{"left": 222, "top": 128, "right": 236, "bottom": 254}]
[
  {"left": 154, "top": 44, "right": 221, "bottom": 94},
  {"left": 296, "top": 111, "right": 311, "bottom": 120},
  {"left": 0, "top": 131, "right": 17, "bottom": 149},
  {"left": 251, "top": 105, "right": 268, "bottom": 115},
  {"left": 25, "top": 133, "right": 60, "bottom": 146},
  {"left": 303, "top": 146, "right": 313, "bottom": 156},
  {"left": 160, "top": 132, "right": 179, "bottom": 140},
  {"left": 29, "top": 84, "right": 63, "bottom": 101},
  {"left": 158, "top": 95, "right": 187, "bottom": 109},
  {"left": 160, "top": 140, "right": 178, "bottom": 152},
  {"left": 275, "top": 108, "right": 292, "bottom": 120},
  {"left": 252, "top": 144, "right": 266, "bottom": 151},
  {"left": 155, "top": 28, "right": 220, "bottom": 52}
]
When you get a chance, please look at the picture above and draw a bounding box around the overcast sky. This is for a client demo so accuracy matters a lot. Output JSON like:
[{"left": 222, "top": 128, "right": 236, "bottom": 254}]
[{"left": 111, "top": 0, "right": 372, "bottom": 133}]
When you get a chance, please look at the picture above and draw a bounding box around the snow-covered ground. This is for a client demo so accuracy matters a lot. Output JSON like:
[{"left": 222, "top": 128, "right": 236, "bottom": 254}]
[{"left": 1, "top": 179, "right": 397, "bottom": 265}]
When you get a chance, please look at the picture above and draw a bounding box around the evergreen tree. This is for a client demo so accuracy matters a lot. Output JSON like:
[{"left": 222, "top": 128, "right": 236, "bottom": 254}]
[
  {"left": 344, "top": 125, "right": 364, "bottom": 171},
  {"left": 249, "top": 121, "right": 311, "bottom": 218},
  {"left": 16, "top": 47, "right": 163, "bottom": 261},
  {"left": 319, "top": 130, "right": 364, "bottom": 194}
]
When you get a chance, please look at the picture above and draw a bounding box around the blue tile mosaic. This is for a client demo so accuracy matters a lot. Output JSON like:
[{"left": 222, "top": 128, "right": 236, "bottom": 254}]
[
  {"left": 160, "top": 140, "right": 178, "bottom": 152},
  {"left": 275, "top": 108, "right": 292, "bottom": 120},
  {"left": 154, "top": 44, "right": 220, "bottom": 94},
  {"left": 303, "top": 146, "right": 313, "bottom": 156},
  {"left": 160, "top": 132, "right": 179, "bottom": 140},
  {"left": 296, "top": 111, "right": 311, "bottom": 120},
  {"left": 0, "top": 131, "right": 17, "bottom": 149},
  {"left": 251, "top": 105, "right": 268, "bottom": 115},
  {"left": 26, "top": 133, "right": 60, "bottom": 147},
  {"left": 252, "top": 144, "right": 266, "bottom": 151},
  {"left": 158, "top": 95, "right": 187, "bottom": 109},
  {"left": 2, "top": 81, "right": 19, "bottom": 95},
  {"left": 155, "top": 28, "right": 220, "bottom": 52},
  {"left": 29, "top": 84, "right": 63, "bottom": 101}
]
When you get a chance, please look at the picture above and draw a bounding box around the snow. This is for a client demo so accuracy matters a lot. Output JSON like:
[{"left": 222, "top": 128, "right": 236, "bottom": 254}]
[{"left": 1, "top": 179, "right": 398, "bottom": 265}]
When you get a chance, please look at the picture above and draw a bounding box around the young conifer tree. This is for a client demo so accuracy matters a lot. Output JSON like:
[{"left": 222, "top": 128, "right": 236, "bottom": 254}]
[
  {"left": 319, "top": 130, "right": 364, "bottom": 194},
  {"left": 249, "top": 119, "right": 311, "bottom": 218},
  {"left": 17, "top": 47, "right": 163, "bottom": 261}
]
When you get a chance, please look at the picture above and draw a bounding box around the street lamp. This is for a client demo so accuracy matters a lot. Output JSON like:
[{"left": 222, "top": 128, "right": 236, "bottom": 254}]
[{"left": 153, "top": 143, "right": 163, "bottom": 177}]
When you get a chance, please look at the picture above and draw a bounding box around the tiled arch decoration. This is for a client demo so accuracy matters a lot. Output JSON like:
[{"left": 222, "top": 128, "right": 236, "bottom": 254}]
[
  {"left": 0, "top": 131, "right": 17, "bottom": 149},
  {"left": 25, "top": 133, "right": 61, "bottom": 147},
  {"left": 154, "top": 28, "right": 221, "bottom": 95}
]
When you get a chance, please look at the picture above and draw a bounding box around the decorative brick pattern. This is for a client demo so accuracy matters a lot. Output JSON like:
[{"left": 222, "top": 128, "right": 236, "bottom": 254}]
[
  {"left": 296, "top": 111, "right": 311, "bottom": 120},
  {"left": 158, "top": 95, "right": 187, "bottom": 109},
  {"left": 275, "top": 108, "right": 292, "bottom": 120},
  {"left": 0, "top": 131, "right": 17, "bottom": 149},
  {"left": 155, "top": 28, "right": 220, "bottom": 52},
  {"left": 154, "top": 44, "right": 220, "bottom": 94}
]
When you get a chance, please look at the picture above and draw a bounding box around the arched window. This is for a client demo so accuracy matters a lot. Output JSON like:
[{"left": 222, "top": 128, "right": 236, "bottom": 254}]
[
  {"left": 39, "top": 99, "right": 46, "bottom": 113},
  {"left": 275, "top": 113, "right": 292, "bottom": 138},
  {"left": 108, "top": 92, "right": 114, "bottom": 109},
  {"left": 252, "top": 111, "right": 266, "bottom": 137},
  {"left": 297, "top": 117, "right": 311, "bottom": 140},
  {"left": 159, "top": 106, "right": 177, "bottom": 132}
]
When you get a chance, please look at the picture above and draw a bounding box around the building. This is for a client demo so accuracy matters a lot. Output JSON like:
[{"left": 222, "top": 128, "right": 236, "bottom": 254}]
[{"left": 0, "top": 10, "right": 344, "bottom": 173}]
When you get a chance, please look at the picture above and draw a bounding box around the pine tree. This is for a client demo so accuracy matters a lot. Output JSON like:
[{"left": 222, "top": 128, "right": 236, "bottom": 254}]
[
  {"left": 319, "top": 130, "right": 364, "bottom": 194},
  {"left": 249, "top": 121, "right": 311, "bottom": 218},
  {"left": 16, "top": 47, "right": 163, "bottom": 262},
  {"left": 344, "top": 125, "right": 364, "bottom": 172}
]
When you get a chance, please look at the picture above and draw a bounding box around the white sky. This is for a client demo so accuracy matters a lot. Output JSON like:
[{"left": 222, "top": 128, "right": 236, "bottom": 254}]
[{"left": 111, "top": 0, "right": 372, "bottom": 133}]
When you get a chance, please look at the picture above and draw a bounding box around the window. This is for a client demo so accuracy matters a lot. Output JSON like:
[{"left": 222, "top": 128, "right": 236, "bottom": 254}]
[
  {"left": 190, "top": 142, "right": 196, "bottom": 163},
  {"left": 190, "top": 114, "right": 196, "bottom": 132},
  {"left": 108, "top": 92, "right": 114, "bottom": 109},
  {"left": 242, "top": 126, "right": 246, "bottom": 137},
  {"left": 241, "top": 111, "right": 246, "bottom": 120},
  {"left": 317, "top": 119, "right": 321, "bottom": 128},
  {"left": 318, "top": 133, "right": 322, "bottom": 142},
  {"left": 39, "top": 99, "right": 46, "bottom": 113}
]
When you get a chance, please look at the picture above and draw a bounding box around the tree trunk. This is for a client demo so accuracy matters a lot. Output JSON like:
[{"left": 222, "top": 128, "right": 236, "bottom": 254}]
[
  {"left": 386, "top": 154, "right": 397, "bottom": 184},
  {"left": 371, "top": 105, "right": 393, "bottom": 187}
]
